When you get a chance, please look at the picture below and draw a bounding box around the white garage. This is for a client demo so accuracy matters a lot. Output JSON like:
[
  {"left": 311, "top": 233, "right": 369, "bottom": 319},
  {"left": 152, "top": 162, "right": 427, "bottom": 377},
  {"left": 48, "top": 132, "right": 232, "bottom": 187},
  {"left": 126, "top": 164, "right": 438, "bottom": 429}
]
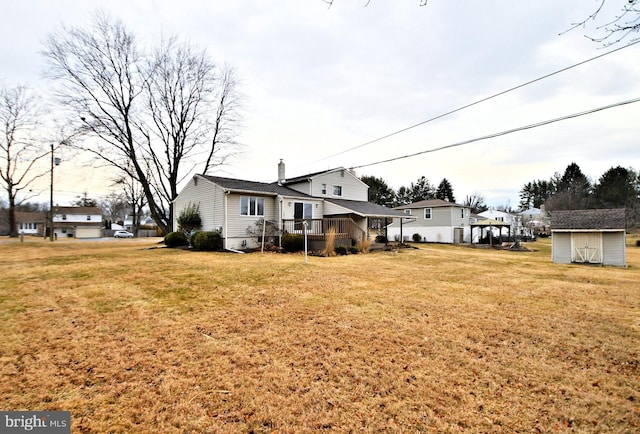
[{"left": 551, "top": 208, "right": 626, "bottom": 267}]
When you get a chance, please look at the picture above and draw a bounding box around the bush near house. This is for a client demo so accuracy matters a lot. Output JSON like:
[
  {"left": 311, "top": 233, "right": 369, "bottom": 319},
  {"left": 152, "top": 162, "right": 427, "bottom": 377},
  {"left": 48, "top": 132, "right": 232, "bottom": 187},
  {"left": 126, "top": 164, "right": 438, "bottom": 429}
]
[
  {"left": 164, "top": 231, "right": 188, "bottom": 248},
  {"left": 412, "top": 233, "right": 422, "bottom": 242},
  {"left": 192, "top": 231, "right": 223, "bottom": 251},
  {"left": 282, "top": 233, "right": 304, "bottom": 252}
]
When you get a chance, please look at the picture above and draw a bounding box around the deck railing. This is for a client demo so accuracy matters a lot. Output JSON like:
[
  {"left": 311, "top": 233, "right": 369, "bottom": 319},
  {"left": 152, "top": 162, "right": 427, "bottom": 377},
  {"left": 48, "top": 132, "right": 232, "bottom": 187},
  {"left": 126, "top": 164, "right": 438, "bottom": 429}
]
[{"left": 282, "top": 218, "right": 366, "bottom": 243}]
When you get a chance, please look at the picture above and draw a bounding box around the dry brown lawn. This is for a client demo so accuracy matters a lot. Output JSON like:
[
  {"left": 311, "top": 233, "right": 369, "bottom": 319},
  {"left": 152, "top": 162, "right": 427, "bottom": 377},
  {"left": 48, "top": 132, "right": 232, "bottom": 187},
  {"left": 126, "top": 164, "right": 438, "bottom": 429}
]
[{"left": 0, "top": 236, "right": 638, "bottom": 433}]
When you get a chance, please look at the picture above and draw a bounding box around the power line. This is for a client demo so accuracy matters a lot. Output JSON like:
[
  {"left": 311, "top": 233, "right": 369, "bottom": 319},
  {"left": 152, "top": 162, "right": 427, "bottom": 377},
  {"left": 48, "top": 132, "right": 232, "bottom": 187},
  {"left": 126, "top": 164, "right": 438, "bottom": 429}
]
[
  {"left": 312, "top": 39, "right": 640, "bottom": 164},
  {"left": 350, "top": 96, "right": 640, "bottom": 170}
]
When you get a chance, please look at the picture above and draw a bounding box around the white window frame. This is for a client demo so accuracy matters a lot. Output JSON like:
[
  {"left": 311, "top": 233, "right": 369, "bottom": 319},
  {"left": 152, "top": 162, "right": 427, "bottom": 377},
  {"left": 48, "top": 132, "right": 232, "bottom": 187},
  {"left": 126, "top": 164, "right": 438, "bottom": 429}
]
[
  {"left": 332, "top": 185, "right": 342, "bottom": 197},
  {"left": 404, "top": 209, "right": 412, "bottom": 215},
  {"left": 240, "top": 196, "right": 265, "bottom": 217},
  {"left": 321, "top": 183, "right": 327, "bottom": 195},
  {"left": 424, "top": 208, "right": 432, "bottom": 220}
]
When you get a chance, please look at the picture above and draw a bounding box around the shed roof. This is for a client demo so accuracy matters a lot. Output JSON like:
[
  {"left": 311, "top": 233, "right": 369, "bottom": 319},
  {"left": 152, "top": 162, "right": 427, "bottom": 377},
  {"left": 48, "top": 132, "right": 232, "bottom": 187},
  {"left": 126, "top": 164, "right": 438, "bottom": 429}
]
[
  {"left": 551, "top": 208, "right": 626, "bottom": 230},
  {"left": 325, "top": 198, "right": 406, "bottom": 218}
]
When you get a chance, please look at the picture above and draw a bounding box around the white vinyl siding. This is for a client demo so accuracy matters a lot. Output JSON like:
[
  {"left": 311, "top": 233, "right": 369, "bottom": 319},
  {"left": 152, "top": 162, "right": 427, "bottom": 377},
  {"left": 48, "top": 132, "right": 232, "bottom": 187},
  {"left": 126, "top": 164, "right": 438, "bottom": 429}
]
[{"left": 603, "top": 232, "right": 626, "bottom": 266}]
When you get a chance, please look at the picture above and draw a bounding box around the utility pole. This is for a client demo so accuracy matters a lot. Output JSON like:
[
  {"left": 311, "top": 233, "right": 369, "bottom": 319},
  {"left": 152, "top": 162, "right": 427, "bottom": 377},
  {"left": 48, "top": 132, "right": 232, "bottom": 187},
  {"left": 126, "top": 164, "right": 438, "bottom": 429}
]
[{"left": 49, "top": 144, "right": 61, "bottom": 241}]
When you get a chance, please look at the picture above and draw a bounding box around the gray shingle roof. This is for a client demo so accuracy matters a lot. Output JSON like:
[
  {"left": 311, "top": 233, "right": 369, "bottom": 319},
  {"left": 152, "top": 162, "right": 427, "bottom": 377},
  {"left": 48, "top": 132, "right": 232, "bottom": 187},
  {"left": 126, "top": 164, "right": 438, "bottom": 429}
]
[
  {"left": 551, "top": 208, "right": 626, "bottom": 230},
  {"left": 200, "top": 175, "right": 311, "bottom": 198},
  {"left": 326, "top": 198, "right": 405, "bottom": 218}
]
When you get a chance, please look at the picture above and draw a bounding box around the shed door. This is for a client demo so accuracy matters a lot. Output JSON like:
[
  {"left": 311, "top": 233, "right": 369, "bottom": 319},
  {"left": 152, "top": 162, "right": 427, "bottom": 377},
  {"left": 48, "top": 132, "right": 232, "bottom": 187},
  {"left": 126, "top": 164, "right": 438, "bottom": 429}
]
[{"left": 571, "top": 232, "right": 603, "bottom": 264}]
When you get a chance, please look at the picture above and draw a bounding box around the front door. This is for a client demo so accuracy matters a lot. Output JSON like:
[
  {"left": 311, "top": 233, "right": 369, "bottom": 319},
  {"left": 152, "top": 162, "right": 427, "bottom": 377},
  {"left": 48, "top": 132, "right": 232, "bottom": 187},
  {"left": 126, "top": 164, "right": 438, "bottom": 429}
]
[{"left": 571, "top": 232, "right": 603, "bottom": 264}]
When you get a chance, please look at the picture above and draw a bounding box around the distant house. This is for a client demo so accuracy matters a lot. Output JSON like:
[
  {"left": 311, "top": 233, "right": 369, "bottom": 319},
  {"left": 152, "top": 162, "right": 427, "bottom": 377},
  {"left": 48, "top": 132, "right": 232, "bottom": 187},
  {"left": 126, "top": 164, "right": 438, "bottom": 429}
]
[
  {"left": 519, "top": 207, "right": 550, "bottom": 236},
  {"left": 53, "top": 206, "right": 103, "bottom": 239},
  {"left": 172, "top": 160, "right": 404, "bottom": 250},
  {"left": 388, "top": 199, "right": 472, "bottom": 243},
  {"left": 15, "top": 212, "right": 47, "bottom": 237},
  {"left": 551, "top": 208, "right": 626, "bottom": 267}
]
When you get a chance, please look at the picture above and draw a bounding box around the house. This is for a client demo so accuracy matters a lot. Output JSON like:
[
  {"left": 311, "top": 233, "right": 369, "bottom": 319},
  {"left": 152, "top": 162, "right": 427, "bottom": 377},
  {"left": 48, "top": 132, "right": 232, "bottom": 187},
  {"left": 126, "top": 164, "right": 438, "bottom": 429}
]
[
  {"left": 15, "top": 212, "right": 47, "bottom": 237},
  {"left": 551, "top": 208, "right": 626, "bottom": 267},
  {"left": 172, "top": 160, "right": 405, "bottom": 250},
  {"left": 477, "top": 209, "right": 518, "bottom": 242},
  {"left": 387, "top": 199, "right": 472, "bottom": 243},
  {"left": 52, "top": 206, "right": 103, "bottom": 239},
  {"left": 518, "top": 207, "right": 550, "bottom": 237}
]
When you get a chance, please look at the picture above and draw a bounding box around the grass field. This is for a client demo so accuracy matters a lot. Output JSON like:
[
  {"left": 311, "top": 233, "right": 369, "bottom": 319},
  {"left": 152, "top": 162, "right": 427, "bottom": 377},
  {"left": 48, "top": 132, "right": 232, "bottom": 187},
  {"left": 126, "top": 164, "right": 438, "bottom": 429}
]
[{"left": 0, "top": 236, "right": 638, "bottom": 433}]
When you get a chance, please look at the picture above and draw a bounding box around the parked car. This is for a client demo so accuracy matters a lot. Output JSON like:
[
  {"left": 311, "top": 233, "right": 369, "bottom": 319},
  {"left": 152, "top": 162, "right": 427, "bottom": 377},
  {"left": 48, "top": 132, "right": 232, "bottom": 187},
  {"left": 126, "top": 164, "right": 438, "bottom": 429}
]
[{"left": 114, "top": 230, "right": 134, "bottom": 238}]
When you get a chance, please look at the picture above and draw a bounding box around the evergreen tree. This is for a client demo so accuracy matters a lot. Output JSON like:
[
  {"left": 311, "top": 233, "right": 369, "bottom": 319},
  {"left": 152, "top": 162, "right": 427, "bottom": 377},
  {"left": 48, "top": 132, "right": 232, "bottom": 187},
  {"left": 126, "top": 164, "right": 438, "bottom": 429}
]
[
  {"left": 360, "top": 175, "right": 396, "bottom": 207},
  {"left": 408, "top": 176, "right": 435, "bottom": 202},
  {"left": 435, "top": 178, "right": 455, "bottom": 203},
  {"left": 593, "top": 166, "right": 639, "bottom": 208}
]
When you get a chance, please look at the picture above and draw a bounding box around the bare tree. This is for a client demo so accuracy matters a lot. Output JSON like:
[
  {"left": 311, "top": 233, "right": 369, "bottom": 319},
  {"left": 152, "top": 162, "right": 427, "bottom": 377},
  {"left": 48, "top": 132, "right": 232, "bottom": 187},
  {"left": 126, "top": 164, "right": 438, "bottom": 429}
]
[
  {"left": 42, "top": 12, "right": 242, "bottom": 235},
  {"left": 563, "top": 0, "right": 640, "bottom": 46},
  {"left": 0, "top": 84, "right": 49, "bottom": 237},
  {"left": 141, "top": 36, "right": 242, "bottom": 229},
  {"left": 324, "top": 1, "right": 639, "bottom": 45},
  {"left": 463, "top": 193, "right": 488, "bottom": 214}
]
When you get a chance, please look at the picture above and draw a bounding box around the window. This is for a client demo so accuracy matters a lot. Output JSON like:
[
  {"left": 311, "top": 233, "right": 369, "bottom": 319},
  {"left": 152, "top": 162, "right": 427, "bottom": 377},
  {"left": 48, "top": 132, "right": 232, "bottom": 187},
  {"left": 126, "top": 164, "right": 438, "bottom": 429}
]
[
  {"left": 62, "top": 214, "right": 67, "bottom": 220},
  {"left": 424, "top": 208, "right": 432, "bottom": 219},
  {"left": 87, "top": 215, "right": 91, "bottom": 221},
  {"left": 294, "top": 202, "right": 313, "bottom": 220},
  {"left": 496, "top": 216, "right": 504, "bottom": 222},
  {"left": 332, "top": 185, "right": 342, "bottom": 196},
  {"left": 461, "top": 208, "right": 465, "bottom": 218},
  {"left": 240, "top": 196, "right": 265, "bottom": 216},
  {"left": 321, "top": 183, "right": 327, "bottom": 195},
  {"left": 404, "top": 209, "right": 412, "bottom": 215},
  {"left": 19, "top": 223, "right": 23, "bottom": 229}
]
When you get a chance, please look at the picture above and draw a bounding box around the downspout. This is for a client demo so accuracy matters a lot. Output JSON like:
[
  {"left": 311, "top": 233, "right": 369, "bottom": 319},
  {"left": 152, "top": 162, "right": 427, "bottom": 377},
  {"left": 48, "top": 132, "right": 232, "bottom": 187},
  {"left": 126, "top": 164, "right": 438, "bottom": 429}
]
[
  {"left": 279, "top": 198, "right": 283, "bottom": 247},
  {"left": 224, "top": 190, "right": 230, "bottom": 250}
]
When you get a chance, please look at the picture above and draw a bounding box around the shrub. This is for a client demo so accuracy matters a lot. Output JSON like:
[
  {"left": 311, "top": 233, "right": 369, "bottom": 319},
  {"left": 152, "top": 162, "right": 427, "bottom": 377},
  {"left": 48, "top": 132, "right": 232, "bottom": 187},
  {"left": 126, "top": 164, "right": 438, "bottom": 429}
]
[
  {"left": 164, "top": 231, "right": 188, "bottom": 248},
  {"left": 282, "top": 233, "right": 304, "bottom": 252},
  {"left": 177, "top": 202, "right": 202, "bottom": 235},
  {"left": 375, "top": 235, "right": 387, "bottom": 244},
  {"left": 192, "top": 231, "right": 223, "bottom": 251},
  {"left": 412, "top": 233, "right": 422, "bottom": 242},
  {"left": 335, "top": 246, "right": 347, "bottom": 255},
  {"left": 636, "top": 240, "right": 640, "bottom": 247},
  {"left": 348, "top": 246, "right": 359, "bottom": 254}
]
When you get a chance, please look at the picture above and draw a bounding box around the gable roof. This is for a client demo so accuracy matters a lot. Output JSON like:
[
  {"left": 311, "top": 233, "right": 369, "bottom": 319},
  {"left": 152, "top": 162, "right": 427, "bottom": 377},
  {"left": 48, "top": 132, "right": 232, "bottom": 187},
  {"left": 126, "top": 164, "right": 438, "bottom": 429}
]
[
  {"left": 199, "top": 175, "right": 311, "bottom": 198},
  {"left": 15, "top": 212, "right": 47, "bottom": 223},
  {"left": 55, "top": 206, "right": 102, "bottom": 215},
  {"left": 326, "top": 198, "right": 406, "bottom": 218},
  {"left": 394, "top": 199, "right": 467, "bottom": 210},
  {"left": 551, "top": 208, "right": 626, "bottom": 230},
  {"left": 281, "top": 167, "right": 367, "bottom": 187}
]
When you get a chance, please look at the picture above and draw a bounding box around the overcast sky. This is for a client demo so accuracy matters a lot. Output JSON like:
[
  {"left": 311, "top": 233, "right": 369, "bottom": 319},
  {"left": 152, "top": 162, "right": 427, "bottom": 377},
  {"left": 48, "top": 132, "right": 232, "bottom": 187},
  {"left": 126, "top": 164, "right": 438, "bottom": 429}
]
[{"left": 2, "top": 0, "right": 639, "bottom": 208}]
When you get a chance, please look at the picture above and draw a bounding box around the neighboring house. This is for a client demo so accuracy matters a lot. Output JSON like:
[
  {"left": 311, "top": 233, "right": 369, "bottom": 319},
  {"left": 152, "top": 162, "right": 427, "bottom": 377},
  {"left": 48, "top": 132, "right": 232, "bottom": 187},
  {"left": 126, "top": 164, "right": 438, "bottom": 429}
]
[
  {"left": 172, "top": 160, "right": 404, "bottom": 250},
  {"left": 53, "top": 206, "right": 103, "bottom": 239},
  {"left": 387, "top": 199, "right": 472, "bottom": 243},
  {"left": 478, "top": 209, "right": 518, "bottom": 241},
  {"left": 518, "top": 207, "right": 550, "bottom": 236},
  {"left": 15, "top": 212, "right": 47, "bottom": 237},
  {"left": 551, "top": 208, "right": 626, "bottom": 267},
  {"left": 478, "top": 209, "right": 516, "bottom": 224}
]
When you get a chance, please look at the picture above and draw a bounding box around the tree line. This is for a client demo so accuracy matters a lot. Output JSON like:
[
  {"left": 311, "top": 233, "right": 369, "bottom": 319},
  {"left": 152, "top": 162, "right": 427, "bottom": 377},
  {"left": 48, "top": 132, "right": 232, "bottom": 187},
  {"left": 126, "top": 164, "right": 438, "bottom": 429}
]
[
  {"left": 519, "top": 162, "right": 640, "bottom": 225},
  {"left": 360, "top": 175, "right": 489, "bottom": 214}
]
